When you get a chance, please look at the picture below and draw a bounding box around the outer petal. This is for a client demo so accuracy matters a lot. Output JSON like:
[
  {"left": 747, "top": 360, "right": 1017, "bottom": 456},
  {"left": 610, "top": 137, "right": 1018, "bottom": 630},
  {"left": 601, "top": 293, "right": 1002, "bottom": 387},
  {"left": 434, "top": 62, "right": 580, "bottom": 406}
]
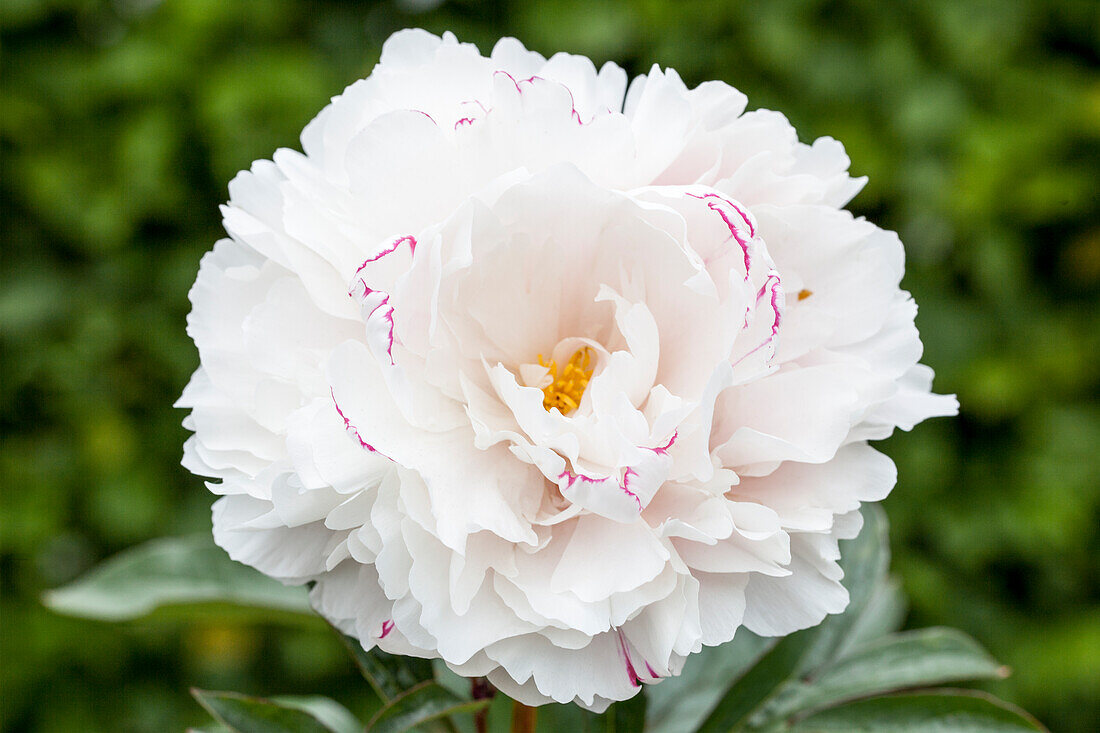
[{"left": 740, "top": 516, "right": 859, "bottom": 637}]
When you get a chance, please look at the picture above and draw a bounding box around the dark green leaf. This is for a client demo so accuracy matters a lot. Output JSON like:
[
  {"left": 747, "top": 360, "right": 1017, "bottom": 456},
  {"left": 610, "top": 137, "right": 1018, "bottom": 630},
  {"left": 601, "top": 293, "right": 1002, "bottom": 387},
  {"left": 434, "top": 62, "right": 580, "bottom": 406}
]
[
  {"left": 599, "top": 691, "right": 647, "bottom": 732},
  {"left": 845, "top": 575, "right": 907, "bottom": 648},
  {"left": 696, "top": 630, "right": 816, "bottom": 733},
  {"left": 645, "top": 632, "right": 771, "bottom": 733},
  {"left": 764, "top": 628, "right": 1008, "bottom": 721},
  {"left": 42, "top": 535, "right": 312, "bottom": 621},
  {"left": 484, "top": 689, "right": 516, "bottom": 733},
  {"left": 431, "top": 658, "right": 472, "bottom": 700},
  {"left": 797, "top": 505, "right": 891, "bottom": 673},
  {"left": 365, "top": 681, "right": 490, "bottom": 733},
  {"left": 191, "top": 689, "right": 335, "bottom": 733},
  {"left": 270, "top": 696, "right": 362, "bottom": 733},
  {"left": 335, "top": 631, "right": 434, "bottom": 702},
  {"left": 532, "top": 702, "right": 594, "bottom": 733},
  {"left": 790, "top": 690, "right": 1047, "bottom": 732},
  {"left": 695, "top": 505, "right": 898, "bottom": 733},
  {"left": 522, "top": 697, "right": 650, "bottom": 733}
]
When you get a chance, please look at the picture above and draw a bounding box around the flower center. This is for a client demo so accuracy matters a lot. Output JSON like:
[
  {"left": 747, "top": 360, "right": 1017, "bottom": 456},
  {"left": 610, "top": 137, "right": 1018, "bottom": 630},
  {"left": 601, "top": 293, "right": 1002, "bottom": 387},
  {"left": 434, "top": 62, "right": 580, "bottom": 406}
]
[{"left": 538, "top": 348, "right": 593, "bottom": 413}]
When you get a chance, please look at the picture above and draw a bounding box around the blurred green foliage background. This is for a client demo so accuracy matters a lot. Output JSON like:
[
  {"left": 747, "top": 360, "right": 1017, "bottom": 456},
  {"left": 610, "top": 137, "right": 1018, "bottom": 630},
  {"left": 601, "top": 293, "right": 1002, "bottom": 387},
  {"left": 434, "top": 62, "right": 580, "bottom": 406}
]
[{"left": 2, "top": 0, "right": 1097, "bottom": 730}]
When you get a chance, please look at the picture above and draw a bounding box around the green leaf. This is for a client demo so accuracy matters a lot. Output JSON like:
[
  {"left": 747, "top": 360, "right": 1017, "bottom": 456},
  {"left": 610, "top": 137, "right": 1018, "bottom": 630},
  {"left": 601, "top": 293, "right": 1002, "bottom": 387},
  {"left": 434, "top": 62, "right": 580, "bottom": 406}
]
[
  {"left": 269, "top": 696, "right": 362, "bottom": 733},
  {"left": 764, "top": 628, "right": 1008, "bottom": 721},
  {"left": 365, "top": 681, "right": 490, "bottom": 733},
  {"left": 538, "top": 698, "right": 656, "bottom": 733},
  {"left": 431, "top": 658, "right": 472, "bottom": 701},
  {"left": 42, "top": 535, "right": 312, "bottom": 621},
  {"left": 845, "top": 574, "right": 907, "bottom": 648},
  {"left": 694, "top": 505, "right": 890, "bottom": 733},
  {"left": 484, "top": 690, "right": 516, "bottom": 733},
  {"left": 696, "top": 630, "right": 816, "bottom": 733},
  {"left": 531, "top": 703, "right": 593, "bottom": 733},
  {"left": 797, "top": 504, "right": 891, "bottom": 672},
  {"left": 599, "top": 692, "right": 648, "bottom": 732},
  {"left": 335, "top": 631, "right": 434, "bottom": 702},
  {"left": 191, "top": 689, "right": 337, "bottom": 733},
  {"left": 685, "top": 505, "right": 1033, "bottom": 733},
  {"left": 789, "top": 690, "right": 1047, "bottom": 732},
  {"left": 645, "top": 631, "right": 771, "bottom": 733}
]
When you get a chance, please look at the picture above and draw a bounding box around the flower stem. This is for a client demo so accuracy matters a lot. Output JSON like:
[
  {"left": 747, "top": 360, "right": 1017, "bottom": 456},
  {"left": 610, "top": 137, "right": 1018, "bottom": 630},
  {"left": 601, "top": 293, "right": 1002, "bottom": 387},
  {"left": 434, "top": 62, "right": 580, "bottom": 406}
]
[
  {"left": 511, "top": 700, "right": 537, "bottom": 733},
  {"left": 471, "top": 677, "right": 495, "bottom": 733}
]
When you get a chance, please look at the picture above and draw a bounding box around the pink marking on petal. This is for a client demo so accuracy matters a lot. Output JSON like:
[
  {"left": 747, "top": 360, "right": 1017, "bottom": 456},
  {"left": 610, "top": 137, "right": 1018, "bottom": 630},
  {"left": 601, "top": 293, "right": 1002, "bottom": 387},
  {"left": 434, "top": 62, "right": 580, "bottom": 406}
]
[
  {"left": 493, "top": 69, "right": 531, "bottom": 92},
  {"left": 461, "top": 99, "right": 490, "bottom": 115},
  {"left": 558, "top": 467, "right": 643, "bottom": 512},
  {"left": 330, "top": 387, "right": 386, "bottom": 457},
  {"left": 616, "top": 629, "right": 643, "bottom": 688},
  {"left": 645, "top": 662, "right": 660, "bottom": 679},
  {"left": 687, "top": 192, "right": 756, "bottom": 280},
  {"left": 557, "top": 83, "right": 589, "bottom": 126},
  {"left": 556, "top": 469, "right": 583, "bottom": 492},
  {"left": 454, "top": 100, "right": 489, "bottom": 128},
  {"left": 353, "top": 235, "right": 417, "bottom": 279},
  {"left": 371, "top": 299, "right": 397, "bottom": 366},
  {"left": 491, "top": 70, "right": 590, "bottom": 125},
  {"left": 348, "top": 236, "right": 416, "bottom": 366},
  {"left": 733, "top": 270, "right": 784, "bottom": 367},
  {"left": 626, "top": 664, "right": 641, "bottom": 687},
  {"left": 410, "top": 110, "right": 437, "bottom": 125},
  {"left": 379, "top": 619, "right": 394, "bottom": 638},
  {"left": 702, "top": 192, "right": 755, "bottom": 238},
  {"left": 453, "top": 100, "right": 491, "bottom": 128},
  {"left": 495, "top": 71, "right": 545, "bottom": 91},
  {"left": 646, "top": 431, "right": 678, "bottom": 456},
  {"left": 345, "top": 283, "right": 397, "bottom": 366},
  {"left": 758, "top": 270, "right": 783, "bottom": 337},
  {"left": 620, "top": 468, "right": 642, "bottom": 510}
]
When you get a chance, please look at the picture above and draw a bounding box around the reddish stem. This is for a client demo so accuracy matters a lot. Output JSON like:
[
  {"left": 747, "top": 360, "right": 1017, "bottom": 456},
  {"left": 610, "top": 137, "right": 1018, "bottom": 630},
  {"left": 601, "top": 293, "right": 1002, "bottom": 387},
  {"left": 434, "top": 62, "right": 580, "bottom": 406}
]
[
  {"left": 511, "top": 700, "right": 537, "bottom": 733},
  {"left": 471, "top": 677, "right": 495, "bottom": 733}
]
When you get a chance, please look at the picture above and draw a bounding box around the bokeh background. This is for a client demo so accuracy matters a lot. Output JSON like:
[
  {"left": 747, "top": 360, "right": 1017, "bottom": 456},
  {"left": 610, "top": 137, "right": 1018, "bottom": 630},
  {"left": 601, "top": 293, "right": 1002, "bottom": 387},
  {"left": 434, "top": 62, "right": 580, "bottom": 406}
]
[{"left": 2, "top": 0, "right": 1098, "bottom": 730}]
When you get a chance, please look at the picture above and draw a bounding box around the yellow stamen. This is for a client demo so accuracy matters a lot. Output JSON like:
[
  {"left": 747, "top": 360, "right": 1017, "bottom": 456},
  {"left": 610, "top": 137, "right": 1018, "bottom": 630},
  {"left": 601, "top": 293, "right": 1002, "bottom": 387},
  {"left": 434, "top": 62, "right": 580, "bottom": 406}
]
[
  {"left": 538, "top": 348, "right": 594, "bottom": 414},
  {"left": 797, "top": 288, "right": 813, "bottom": 301}
]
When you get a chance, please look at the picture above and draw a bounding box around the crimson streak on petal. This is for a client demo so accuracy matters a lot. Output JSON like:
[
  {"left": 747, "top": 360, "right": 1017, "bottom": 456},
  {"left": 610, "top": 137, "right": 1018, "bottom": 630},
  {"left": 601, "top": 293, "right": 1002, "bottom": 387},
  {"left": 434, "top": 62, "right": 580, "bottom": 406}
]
[
  {"left": 491, "top": 70, "right": 590, "bottom": 125},
  {"left": 349, "top": 235, "right": 418, "bottom": 366},
  {"left": 330, "top": 387, "right": 389, "bottom": 459},
  {"left": 558, "top": 467, "right": 644, "bottom": 512},
  {"left": 616, "top": 629, "right": 643, "bottom": 688},
  {"left": 352, "top": 235, "right": 418, "bottom": 281},
  {"left": 646, "top": 431, "right": 678, "bottom": 456},
  {"left": 687, "top": 191, "right": 756, "bottom": 281}
]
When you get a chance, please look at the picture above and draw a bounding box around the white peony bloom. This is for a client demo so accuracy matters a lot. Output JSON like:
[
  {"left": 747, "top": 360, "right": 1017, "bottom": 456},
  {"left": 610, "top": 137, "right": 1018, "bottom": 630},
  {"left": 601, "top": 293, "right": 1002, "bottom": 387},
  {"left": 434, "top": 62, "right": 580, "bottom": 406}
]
[{"left": 178, "top": 29, "right": 957, "bottom": 710}]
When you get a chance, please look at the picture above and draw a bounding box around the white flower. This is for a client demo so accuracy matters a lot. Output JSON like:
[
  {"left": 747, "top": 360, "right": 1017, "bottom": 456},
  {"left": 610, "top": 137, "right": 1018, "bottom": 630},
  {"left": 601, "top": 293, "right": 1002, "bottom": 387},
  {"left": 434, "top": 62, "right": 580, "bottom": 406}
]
[{"left": 177, "top": 30, "right": 957, "bottom": 710}]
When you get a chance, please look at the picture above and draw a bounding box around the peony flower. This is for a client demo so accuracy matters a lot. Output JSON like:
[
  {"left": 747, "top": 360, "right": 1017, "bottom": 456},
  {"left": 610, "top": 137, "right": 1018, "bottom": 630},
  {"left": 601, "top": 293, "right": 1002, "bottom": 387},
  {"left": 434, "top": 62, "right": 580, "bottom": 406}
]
[{"left": 177, "top": 29, "right": 957, "bottom": 710}]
